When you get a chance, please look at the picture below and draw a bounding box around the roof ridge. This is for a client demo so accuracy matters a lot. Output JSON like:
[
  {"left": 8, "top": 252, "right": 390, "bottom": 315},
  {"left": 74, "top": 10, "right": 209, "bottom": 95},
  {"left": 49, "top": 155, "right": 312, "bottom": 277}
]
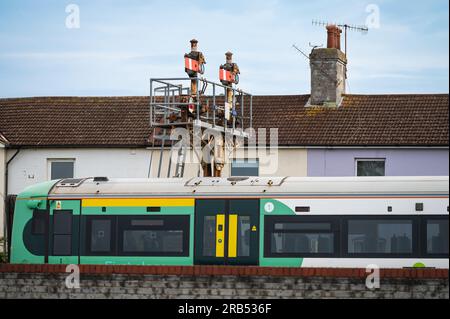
[
  {"left": 1, "top": 93, "right": 447, "bottom": 102},
  {"left": 0, "top": 95, "right": 149, "bottom": 101}
]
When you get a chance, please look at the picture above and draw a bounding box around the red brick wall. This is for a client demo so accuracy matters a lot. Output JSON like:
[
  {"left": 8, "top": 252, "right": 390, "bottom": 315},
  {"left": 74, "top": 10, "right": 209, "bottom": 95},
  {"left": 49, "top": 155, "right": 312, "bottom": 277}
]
[{"left": 0, "top": 264, "right": 447, "bottom": 279}]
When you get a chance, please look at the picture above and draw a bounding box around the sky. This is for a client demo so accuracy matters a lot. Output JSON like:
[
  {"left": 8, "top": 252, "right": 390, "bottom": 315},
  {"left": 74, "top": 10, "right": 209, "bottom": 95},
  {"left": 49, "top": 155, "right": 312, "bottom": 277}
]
[{"left": 0, "top": 0, "right": 448, "bottom": 98}]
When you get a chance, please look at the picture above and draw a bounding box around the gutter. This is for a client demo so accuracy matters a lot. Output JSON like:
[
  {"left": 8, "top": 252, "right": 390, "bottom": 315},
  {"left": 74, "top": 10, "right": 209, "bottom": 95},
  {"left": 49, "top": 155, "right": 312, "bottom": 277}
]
[{"left": 4, "top": 148, "right": 20, "bottom": 260}]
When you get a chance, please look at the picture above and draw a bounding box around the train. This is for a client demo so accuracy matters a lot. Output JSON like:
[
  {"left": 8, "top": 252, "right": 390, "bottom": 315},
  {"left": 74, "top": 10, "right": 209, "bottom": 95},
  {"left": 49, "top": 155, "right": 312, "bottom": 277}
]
[{"left": 10, "top": 176, "right": 449, "bottom": 269}]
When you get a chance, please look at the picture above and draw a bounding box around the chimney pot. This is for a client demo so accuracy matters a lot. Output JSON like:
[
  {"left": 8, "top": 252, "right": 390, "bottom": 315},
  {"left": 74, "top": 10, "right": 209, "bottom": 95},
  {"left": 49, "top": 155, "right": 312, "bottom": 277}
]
[
  {"left": 326, "top": 25, "right": 342, "bottom": 50},
  {"left": 326, "top": 25, "right": 335, "bottom": 49}
]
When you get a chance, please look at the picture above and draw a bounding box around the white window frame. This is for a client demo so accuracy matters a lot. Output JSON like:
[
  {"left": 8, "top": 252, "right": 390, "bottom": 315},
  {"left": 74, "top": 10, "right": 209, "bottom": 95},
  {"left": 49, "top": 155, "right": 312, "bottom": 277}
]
[
  {"left": 47, "top": 158, "right": 76, "bottom": 180},
  {"left": 354, "top": 158, "right": 386, "bottom": 177}
]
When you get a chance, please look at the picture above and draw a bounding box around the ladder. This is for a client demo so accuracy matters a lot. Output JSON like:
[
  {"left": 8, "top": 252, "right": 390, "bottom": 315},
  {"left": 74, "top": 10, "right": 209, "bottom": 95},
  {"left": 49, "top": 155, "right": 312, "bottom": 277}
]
[{"left": 148, "top": 126, "right": 188, "bottom": 178}]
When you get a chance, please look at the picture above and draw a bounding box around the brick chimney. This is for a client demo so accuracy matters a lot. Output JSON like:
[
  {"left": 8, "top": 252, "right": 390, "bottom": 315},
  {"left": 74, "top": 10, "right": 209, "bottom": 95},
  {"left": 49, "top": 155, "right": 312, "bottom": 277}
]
[{"left": 309, "top": 25, "right": 347, "bottom": 106}]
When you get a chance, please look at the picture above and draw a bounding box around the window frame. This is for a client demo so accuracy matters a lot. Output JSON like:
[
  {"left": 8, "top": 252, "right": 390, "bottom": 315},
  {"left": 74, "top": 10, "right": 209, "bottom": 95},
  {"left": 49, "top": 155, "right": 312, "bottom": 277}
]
[
  {"left": 421, "top": 215, "right": 449, "bottom": 258},
  {"left": 117, "top": 215, "right": 190, "bottom": 257},
  {"left": 342, "top": 215, "right": 419, "bottom": 258},
  {"left": 264, "top": 215, "right": 340, "bottom": 258},
  {"left": 47, "top": 158, "right": 76, "bottom": 180},
  {"left": 355, "top": 158, "right": 386, "bottom": 177}
]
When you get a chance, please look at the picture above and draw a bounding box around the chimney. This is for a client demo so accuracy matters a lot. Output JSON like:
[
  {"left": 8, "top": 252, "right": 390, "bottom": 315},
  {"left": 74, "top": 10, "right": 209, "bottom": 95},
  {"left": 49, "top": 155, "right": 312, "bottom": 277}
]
[{"left": 309, "top": 25, "right": 347, "bottom": 106}]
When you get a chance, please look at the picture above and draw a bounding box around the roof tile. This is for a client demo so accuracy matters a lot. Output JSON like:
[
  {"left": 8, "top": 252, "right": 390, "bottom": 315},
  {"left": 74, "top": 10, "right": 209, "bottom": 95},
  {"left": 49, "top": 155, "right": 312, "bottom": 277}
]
[{"left": 0, "top": 94, "right": 448, "bottom": 147}]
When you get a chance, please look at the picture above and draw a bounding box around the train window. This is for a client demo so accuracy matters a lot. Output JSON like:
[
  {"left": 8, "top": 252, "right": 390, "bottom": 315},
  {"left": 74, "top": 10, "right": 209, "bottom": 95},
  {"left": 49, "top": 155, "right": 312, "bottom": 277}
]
[
  {"left": 347, "top": 219, "right": 413, "bottom": 254},
  {"left": 271, "top": 233, "right": 334, "bottom": 254},
  {"left": 265, "top": 216, "right": 337, "bottom": 257},
  {"left": 118, "top": 215, "right": 189, "bottom": 256},
  {"left": 52, "top": 211, "right": 73, "bottom": 256},
  {"left": 32, "top": 210, "right": 47, "bottom": 235},
  {"left": 123, "top": 230, "right": 183, "bottom": 253},
  {"left": 237, "top": 216, "right": 251, "bottom": 257},
  {"left": 86, "top": 216, "right": 116, "bottom": 255},
  {"left": 91, "top": 220, "right": 112, "bottom": 253},
  {"left": 426, "top": 219, "right": 449, "bottom": 255},
  {"left": 202, "top": 216, "right": 216, "bottom": 257}
]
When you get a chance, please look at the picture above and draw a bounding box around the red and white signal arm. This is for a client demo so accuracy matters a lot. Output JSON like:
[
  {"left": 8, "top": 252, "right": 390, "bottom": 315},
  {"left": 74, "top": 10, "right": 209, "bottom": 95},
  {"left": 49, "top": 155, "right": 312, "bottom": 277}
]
[
  {"left": 185, "top": 57, "right": 200, "bottom": 72},
  {"left": 219, "top": 69, "right": 233, "bottom": 82}
]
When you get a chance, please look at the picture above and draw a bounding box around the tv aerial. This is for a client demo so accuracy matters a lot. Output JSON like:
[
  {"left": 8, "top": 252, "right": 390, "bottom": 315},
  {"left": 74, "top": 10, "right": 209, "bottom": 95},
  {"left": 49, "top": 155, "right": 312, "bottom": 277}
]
[{"left": 312, "top": 19, "right": 369, "bottom": 55}]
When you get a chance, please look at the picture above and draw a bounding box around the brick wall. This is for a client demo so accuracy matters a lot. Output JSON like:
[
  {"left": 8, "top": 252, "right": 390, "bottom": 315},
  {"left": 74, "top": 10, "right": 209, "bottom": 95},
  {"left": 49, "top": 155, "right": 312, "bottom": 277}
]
[{"left": 0, "top": 264, "right": 448, "bottom": 299}]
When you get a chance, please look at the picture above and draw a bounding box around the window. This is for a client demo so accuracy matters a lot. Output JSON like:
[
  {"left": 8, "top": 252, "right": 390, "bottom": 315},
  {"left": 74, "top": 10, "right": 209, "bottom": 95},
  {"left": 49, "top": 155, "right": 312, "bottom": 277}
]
[
  {"left": 265, "top": 216, "right": 337, "bottom": 257},
  {"left": 264, "top": 215, "right": 446, "bottom": 259},
  {"left": 32, "top": 210, "right": 47, "bottom": 235},
  {"left": 123, "top": 230, "right": 183, "bottom": 253},
  {"left": 86, "top": 216, "right": 115, "bottom": 255},
  {"left": 426, "top": 219, "right": 449, "bottom": 255},
  {"left": 231, "top": 159, "right": 259, "bottom": 176},
  {"left": 356, "top": 159, "right": 385, "bottom": 176},
  {"left": 271, "top": 233, "right": 334, "bottom": 254},
  {"left": 202, "top": 216, "right": 216, "bottom": 257},
  {"left": 118, "top": 215, "right": 189, "bottom": 256},
  {"left": 347, "top": 219, "right": 413, "bottom": 254},
  {"left": 52, "top": 211, "right": 73, "bottom": 256},
  {"left": 237, "top": 216, "right": 251, "bottom": 257},
  {"left": 48, "top": 159, "right": 75, "bottom": 180},
  {"left": 91, "top": 219, "right": 112, "bottom": 253}
]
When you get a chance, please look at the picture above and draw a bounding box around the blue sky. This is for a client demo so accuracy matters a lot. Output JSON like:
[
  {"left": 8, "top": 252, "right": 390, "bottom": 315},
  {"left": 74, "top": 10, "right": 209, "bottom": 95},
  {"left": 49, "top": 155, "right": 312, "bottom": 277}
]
[{"left": 0, "top": 0, "right": 448, "bottom": 97}]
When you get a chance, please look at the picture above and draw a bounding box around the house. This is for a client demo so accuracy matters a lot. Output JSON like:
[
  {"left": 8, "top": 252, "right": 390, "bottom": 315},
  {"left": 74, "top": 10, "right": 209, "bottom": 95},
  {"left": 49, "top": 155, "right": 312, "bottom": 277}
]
[{"left": 0, "top": 93, "right": 447, "bottom": 195}]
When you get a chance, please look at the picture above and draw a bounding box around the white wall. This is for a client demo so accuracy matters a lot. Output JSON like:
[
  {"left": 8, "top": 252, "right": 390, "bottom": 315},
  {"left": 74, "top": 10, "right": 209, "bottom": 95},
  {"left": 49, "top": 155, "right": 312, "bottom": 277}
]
[
  {"left": 0, "top": 143, "right": 5, "bottom": 241},
  {"left": 7, "top": 148, "right": 153, "bottom": 195},
  {"left": 6, "top": 147, "right": 309, "bottom": 195}
]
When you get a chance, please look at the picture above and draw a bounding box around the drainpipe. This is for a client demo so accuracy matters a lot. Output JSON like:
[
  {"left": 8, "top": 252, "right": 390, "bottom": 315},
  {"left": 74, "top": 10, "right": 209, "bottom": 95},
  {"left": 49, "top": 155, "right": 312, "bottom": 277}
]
[{"left": 4, "top": 148, "right": 20, "bottom": 260}]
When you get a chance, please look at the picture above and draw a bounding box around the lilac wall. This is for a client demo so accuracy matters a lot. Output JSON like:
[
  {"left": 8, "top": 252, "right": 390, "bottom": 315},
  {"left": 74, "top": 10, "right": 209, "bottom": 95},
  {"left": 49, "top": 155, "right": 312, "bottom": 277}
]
[{"left": 307, "top": 148, "right": 449, "bottom": 177}]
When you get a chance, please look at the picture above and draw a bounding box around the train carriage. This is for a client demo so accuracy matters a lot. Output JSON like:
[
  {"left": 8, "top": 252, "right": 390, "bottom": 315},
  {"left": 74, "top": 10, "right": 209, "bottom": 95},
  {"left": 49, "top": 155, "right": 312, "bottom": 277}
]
[{"left": 10, "top": 176, "right": 449, "bottom": 269}]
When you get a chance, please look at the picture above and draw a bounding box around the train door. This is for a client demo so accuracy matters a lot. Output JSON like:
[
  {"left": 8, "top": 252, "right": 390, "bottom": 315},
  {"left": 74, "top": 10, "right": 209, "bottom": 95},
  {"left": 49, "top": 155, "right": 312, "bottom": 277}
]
[
  {"left": 194, "top": 199, "right": 259, "bottom": 265},
  {"left": 47, "top": 200, "right": 81, "bottom": 264}
]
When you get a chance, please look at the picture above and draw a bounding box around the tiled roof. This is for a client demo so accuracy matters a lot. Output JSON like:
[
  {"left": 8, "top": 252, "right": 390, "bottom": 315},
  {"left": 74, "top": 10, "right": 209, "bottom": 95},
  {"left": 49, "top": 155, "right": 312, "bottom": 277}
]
[
  {"left": 252, "top": 94, "right": 449, "bottom": 146},
  {"left": 0, "top": 94, "right": 448, "bottom": 147},
  {"left": 0, "top": 97, "right": 151, "bottom": 147}
]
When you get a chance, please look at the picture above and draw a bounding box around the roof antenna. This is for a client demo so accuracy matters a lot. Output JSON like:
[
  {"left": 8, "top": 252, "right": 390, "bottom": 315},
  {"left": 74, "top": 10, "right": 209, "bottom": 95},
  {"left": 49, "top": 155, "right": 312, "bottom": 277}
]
[{"left": 312, "top": 19, "right": 369, "bottom": 56}]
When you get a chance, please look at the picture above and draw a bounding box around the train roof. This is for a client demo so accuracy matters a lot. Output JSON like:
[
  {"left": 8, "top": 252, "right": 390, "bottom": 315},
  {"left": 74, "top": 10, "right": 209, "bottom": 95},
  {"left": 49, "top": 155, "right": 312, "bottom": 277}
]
[{"left": 49, "top": 176, "right": 450, "bottom": 197}]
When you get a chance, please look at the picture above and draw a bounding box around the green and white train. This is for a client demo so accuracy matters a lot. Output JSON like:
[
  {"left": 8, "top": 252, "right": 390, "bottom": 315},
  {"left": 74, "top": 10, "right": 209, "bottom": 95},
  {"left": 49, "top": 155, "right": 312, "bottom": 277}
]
[{"left": 10, "top": 176, "right": 449, "bottom": 268}]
